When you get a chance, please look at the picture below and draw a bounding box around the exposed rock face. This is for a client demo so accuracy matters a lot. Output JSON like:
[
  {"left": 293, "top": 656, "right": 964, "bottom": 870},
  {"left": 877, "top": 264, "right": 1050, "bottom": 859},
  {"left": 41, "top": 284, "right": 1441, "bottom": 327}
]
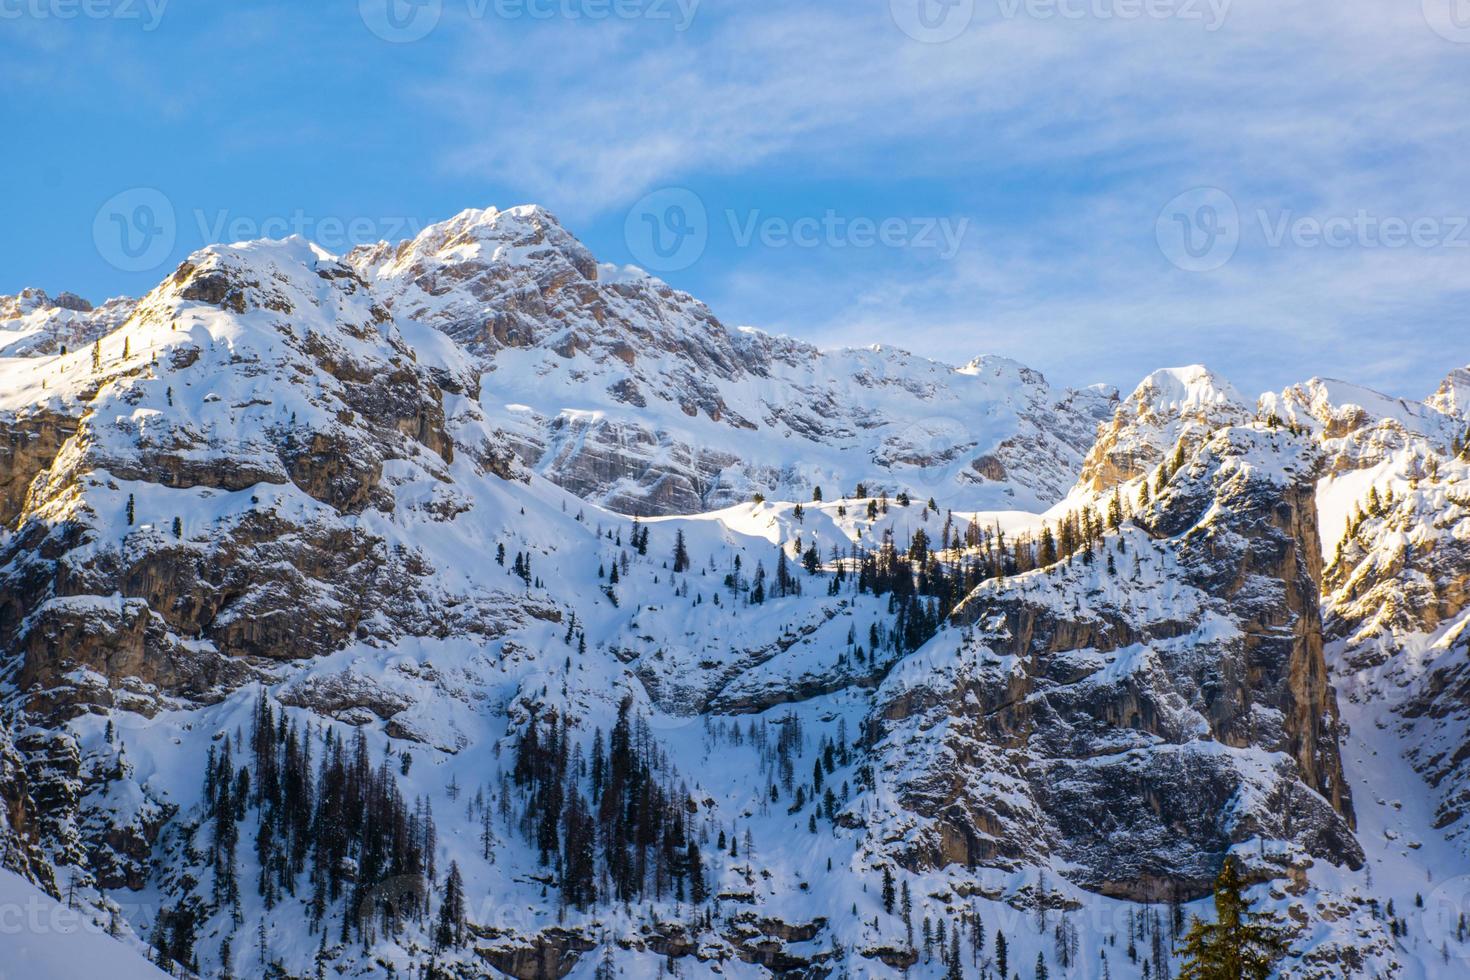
[
  {"left": 0, "top": 239, "right": 524, "bottom": 722},
  {"left": 476, "top": 928, "right": 597, "bottom": 979},
  {"left": 1398, "top": 625, "right": 1470, "bottom": 840},
  {"left": 1141, "top": 428, "right": 1349, "bottom": 817},
  {"left": 0, "top": 408, "right": 76, "bottom": 529},
  {"left": 1078, "top": 365, "right": 1250, "bottom": 492},
  {"left": 1269, "top": 373, "right": 1470, "bottom": 852},
  {"left": 351, "top": 206, "right": 1118, "bottom": 515},
  {"left": 0, "top": 719, "right": 54, "bottom": 892},
  {"left": 867, "top": 425, "right": 1359, "bottom": 901}
]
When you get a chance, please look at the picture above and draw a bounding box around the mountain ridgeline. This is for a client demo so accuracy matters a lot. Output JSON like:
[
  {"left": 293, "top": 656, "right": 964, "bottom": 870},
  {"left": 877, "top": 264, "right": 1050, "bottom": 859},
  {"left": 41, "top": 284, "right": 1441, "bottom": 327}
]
[{"left": 0, "top": 206, "right": 1467, "bottom": 978}]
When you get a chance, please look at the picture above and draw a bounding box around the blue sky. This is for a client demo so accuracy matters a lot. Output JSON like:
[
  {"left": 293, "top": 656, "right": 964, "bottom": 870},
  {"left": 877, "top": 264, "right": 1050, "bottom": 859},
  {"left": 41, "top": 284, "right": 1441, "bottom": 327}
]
[{"left": 3, "top": 0, "right": 1469, "bottom": 399}]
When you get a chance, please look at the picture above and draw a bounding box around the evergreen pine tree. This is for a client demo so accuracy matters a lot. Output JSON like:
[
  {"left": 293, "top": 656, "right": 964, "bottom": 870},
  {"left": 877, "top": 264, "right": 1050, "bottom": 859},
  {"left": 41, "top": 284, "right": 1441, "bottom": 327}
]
[
  {"left": 436, "top": 861, "right": 466, "bottom": 949},
  {"left": 1177, "top": 857, "right": 1286, "bottom": 980}
]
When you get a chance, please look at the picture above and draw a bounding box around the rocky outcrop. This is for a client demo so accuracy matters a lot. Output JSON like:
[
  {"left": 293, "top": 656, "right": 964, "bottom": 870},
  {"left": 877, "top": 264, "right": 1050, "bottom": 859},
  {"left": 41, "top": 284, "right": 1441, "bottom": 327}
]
[
  {"left": 351, "top": 206, "right": 1118, "bottom": 515},
  {"left": 1428, "top": 364, "right": 1470, "bottom": 418},
  {"left": 0, "top": 720, "right": 54, "bottom": 893},
  {"left": 1078, "top": 365, "right": 1250, "bottom": 492},
  {"left": 0, "top": 408, "right": 76, "bottom": 528},
  {"left": 476, "top": 927, "right": 597, "bottom": 979},
  {"left": 0, "top": 289, "right": 137, "bottom": 358},
  {"left": 0, "top": 239, "right": 514, "bottom": 720},
  {"left": 868, "top": 425, "right": 1360, "bottom": 901}
]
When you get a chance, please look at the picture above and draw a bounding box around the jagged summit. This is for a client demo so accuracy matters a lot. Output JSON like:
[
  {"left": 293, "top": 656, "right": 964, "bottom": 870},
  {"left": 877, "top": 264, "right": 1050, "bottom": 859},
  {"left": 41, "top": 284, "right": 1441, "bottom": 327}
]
[
  {"left": 1075, "top": 364, "right": 1252, "bottom": 492},
  {"left": 0, "top": 287, "right": 136, "bottom": 358},
  {"left": 1429, "top": 364, "right": 1470, "bottom": 418},
  {"left": 342, "top": 205, "right": 1117, "bottom": 513},
  {"left": 0, "top": 287, "right": 95, "bottom": 318},
  {"left": 351, "top": 204, "right": 599, "bottom": 287}
]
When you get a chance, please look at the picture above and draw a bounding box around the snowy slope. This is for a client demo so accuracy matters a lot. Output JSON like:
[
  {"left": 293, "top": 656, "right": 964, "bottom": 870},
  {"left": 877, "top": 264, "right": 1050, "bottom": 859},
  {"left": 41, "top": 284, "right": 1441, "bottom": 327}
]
[
  {"left": 2, "top": 216, "right": 1470, "bottom": 978},
  {"left": 0, "top": 868, "right": 165, "bottom": 979}
]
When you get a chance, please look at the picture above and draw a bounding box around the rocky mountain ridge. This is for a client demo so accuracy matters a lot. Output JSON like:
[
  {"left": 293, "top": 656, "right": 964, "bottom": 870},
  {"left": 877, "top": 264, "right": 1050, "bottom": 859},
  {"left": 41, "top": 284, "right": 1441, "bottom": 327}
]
[
  {"left": 349, "top": 205, "right": 1119, "bottom": 515},
  {"left": 0, "top": 287, "right": 137, "bottom": 358},
  {"left": 0, "top": 211, "right": 1467, "bottom": 978}
]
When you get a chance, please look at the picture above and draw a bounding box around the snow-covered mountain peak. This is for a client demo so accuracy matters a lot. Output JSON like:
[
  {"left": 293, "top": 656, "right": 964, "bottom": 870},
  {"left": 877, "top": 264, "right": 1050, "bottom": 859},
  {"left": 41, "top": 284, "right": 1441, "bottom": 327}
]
[
  {"left": 337, "top": 204, "right": 1118, "bottom": 513},
  {"left": 956, "top": 353, "right": 1047, "bottom": 388},
  {"left": 1260, "top": 375, "right": 1463, "bottom": 487},
  {"left": 1075, "top": 364, "right": 1251, "bottom": 492},
  {"left": 1267, "top": 375, "right": 1443, "bottom": 429},
  {"left": 1128, "top": 364, "right": 1247, "bottom": 416},
  {"left": 113, "top": 237, "right": 399, "bottom": 360},
  {"left": 1429, "top": 364, "right": 1470, "bottom": 418},
  {"left": 0, "top": 287, "right": 93, "bottom": 319},
  {"left": 353, "top": 204, "right": 597, "bottom": 284},
  {"left": 0, "top": 287, "right": 136, "bottom": 358}
]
